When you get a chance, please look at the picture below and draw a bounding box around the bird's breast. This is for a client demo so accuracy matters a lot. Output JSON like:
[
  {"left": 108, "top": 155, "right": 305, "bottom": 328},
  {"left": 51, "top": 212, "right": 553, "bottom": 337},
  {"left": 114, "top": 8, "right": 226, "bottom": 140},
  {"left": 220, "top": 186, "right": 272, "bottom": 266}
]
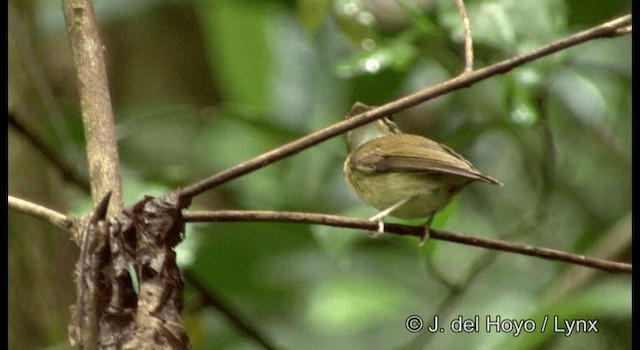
[{"left": 344, "top": 161, "right": 469, "bottom": 219}]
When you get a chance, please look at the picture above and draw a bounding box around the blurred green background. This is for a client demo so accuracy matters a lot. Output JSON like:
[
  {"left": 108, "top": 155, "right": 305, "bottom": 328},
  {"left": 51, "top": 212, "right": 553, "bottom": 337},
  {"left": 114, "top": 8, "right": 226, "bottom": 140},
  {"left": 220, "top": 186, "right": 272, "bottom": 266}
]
[{"left": 8, "top": 0, "right": 630, "bottom": 349}]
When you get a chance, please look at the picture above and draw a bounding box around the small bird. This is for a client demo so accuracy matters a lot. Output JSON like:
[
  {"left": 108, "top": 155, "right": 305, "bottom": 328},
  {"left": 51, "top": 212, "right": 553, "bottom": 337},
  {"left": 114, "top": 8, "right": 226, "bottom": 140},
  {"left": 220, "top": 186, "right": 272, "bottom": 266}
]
[{"left": 343, "top": 102, "right": 501, "bottom": 244}]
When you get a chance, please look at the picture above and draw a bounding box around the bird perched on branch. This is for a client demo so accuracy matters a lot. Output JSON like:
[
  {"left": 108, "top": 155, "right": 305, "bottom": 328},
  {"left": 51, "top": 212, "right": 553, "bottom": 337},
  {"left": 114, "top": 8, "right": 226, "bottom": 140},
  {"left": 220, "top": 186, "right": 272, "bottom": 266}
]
[{"left": 343, "top": 102, "right": 501, "bottom": 244}]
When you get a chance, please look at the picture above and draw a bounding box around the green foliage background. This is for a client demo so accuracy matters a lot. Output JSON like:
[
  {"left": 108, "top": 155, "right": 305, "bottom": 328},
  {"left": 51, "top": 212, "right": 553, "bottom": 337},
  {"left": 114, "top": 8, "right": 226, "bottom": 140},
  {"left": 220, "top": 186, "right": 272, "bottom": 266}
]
[{"left": 8, "top": 0, "right": 630, "bottom": 349}]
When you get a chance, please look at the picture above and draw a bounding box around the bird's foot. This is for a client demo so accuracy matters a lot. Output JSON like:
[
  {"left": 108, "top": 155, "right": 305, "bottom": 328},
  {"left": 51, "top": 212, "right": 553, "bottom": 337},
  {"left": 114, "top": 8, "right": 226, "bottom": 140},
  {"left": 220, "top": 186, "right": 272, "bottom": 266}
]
[
  {"left": 367, "top": 213, "right": 386, "bottom": 237},
  {"left": 365, "top": 197, "right": 414, "bottom": 238},
  {"left": 418, "top": 215, "right": 435, "bottom": 247},
  {"left": 418, "top": 226, "right": 430, "bottom": 247}
]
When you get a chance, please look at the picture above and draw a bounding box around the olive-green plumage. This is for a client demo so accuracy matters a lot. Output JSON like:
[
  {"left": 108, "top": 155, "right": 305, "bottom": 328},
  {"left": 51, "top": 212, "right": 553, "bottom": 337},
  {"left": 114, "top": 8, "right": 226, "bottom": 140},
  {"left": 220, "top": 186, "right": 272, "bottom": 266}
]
[{"left": 343, "top": 102, "right": 500, "bottom": 237}]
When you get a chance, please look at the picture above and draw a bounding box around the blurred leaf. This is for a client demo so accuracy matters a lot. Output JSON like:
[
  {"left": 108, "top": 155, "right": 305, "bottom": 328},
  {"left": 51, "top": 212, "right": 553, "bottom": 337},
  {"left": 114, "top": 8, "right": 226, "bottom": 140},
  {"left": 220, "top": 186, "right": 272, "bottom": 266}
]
[
  {"left": 197, "top": 1, "right": 278, "bottom": 111},
  {"left": 394, "top": 0, "right": 438, "bottom": 35},
  {"left": 567, "top": 0, "right": 630, "bottom": 26},
  {"left": 442, "top": 0, "right": 568, "bottom": 53},
  {"left": 312, "top": 206, "right": 370, "bottom": 263},
  {"left": 549, "top": 68, "right": 607, "bottom": 126},
  {"left": 471, "top": 2, "right": 517, "bottom": 48},
  {"left": 502, "top": 280, "right": 631, "bottom": 350},
  {"left": 335, "top": 38, "right": 417, "bottom": 77},
  {"left": 183, "top": 313, "right": 207, "bottom": 350},
  {"left": 333, "top": 0, "right": 379, "bottom": 48},
  {"left": 297, "top": 0, "right": 332, "bottom": 35},
  {"left": 305, "top": 276, "right": 413, "bottom": 335}
]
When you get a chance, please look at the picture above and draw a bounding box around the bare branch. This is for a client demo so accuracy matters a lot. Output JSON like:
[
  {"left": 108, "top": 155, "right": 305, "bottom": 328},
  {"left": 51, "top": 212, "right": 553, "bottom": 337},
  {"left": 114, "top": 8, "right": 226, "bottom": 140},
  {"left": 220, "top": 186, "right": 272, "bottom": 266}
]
[
  {"left": 62, "top": 1, "right": 124, "bottom": 348},
  {"left": 454, "top": 0, "right": 473, "bottom": 73},
  {"left": 8, "top": 195, "right": 76, "bottom": 232},
  {"left": 176, "top": 14, "right": 631, "bottom": 201},
  {"left": 184, "top": 210, "right": 632, "bottom": 274},
  {"left": 615, "top": 25, "right": 632, "bottom": 35},
  {"left": 62, "top": 0, "right": 123, "bottom": 215}
]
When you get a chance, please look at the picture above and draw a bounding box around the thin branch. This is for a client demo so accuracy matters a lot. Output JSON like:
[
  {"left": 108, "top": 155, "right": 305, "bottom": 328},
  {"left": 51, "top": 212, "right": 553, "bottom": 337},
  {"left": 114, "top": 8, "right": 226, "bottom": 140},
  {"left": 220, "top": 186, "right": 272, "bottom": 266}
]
[
  {"left": 454, "top": 0, "right": 473, "bottom": 73},
  {"left": 62, "top": 1, "right": 124, "bottom": 348},
  {"left": 8, "top": 195, "right": 76, "bottom": 232},
  {"left": 615, "top": 25, "right": 632, "bottom": 35},
  {"left": 176, "top": 14, "right": 631, "bottom": 201},
  {"left": 62, "top": 0, "right": 123, "bottom": 215},
  {"left": 183, "top": 210, "right": 632, "bottom": 274},
  {"left": 183, "top": 271, "right": 280, "bottom": 350},
  {"left": 8, "top": 112, "right": 91, "bottom": 193}
]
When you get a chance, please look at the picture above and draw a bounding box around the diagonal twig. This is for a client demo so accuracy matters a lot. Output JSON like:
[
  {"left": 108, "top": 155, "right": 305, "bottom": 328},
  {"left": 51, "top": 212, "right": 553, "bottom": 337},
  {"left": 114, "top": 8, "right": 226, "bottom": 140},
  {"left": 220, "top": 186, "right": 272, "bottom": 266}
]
[
  {"left": 9, "top": 112, "right": 91, "bottom": 193},
  {"left": 184, "top": 271, "right": 280, "bottom": 350},
  {"left": 175, "top": 14, "right": 631, "bottom": 202},
  {"left": 8, "top": 195, "right": 76, "bottom": 232}
]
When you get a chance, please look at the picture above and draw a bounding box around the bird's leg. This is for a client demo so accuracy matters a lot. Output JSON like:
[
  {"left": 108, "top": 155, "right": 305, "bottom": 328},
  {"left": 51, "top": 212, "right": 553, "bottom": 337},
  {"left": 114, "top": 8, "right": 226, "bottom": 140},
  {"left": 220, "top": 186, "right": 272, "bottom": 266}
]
[
  {"left": 419, "top": 215, "right": 435, "bottom": 246},
  {"left": 367, "top": 197, "right": 412, "bottom": 237}
]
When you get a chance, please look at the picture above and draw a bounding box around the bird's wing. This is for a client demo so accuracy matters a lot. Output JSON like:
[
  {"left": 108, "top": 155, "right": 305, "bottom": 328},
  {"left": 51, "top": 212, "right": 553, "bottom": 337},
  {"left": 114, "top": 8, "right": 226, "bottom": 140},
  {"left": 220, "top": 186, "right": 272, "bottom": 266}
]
[{"left": 351, "top": 134, "right": 501, "bottom": 185}]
